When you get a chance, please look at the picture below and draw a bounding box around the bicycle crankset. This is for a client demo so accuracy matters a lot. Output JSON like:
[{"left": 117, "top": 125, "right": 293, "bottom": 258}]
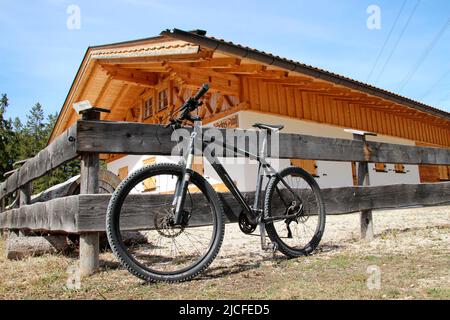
[{"left": 238, "top": 211, "right": 257, "bottom": 235}]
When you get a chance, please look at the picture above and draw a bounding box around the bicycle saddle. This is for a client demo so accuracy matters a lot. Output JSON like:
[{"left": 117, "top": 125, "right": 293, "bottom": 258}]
[{"left": 253, "top": 123, "right": 285, "bottom": 132}]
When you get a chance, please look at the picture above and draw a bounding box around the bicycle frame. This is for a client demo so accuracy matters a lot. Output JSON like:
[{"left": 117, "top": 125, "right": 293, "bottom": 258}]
[{"left": 172, "top": 125, "right": 302, "bottom": 227}]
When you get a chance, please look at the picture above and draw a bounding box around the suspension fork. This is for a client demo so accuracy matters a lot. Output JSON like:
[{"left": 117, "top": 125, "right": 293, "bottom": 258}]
[{"left": 172, "top": 131, "right": 197, "bottom": 225}]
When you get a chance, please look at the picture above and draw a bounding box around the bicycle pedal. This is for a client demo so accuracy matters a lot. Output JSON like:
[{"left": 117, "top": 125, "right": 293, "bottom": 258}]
[{"left": 263, "top": 242, "right": 278, "bottom": 253}]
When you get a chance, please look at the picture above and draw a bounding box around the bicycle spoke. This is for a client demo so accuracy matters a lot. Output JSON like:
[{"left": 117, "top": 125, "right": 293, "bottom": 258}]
[{"left": 266, "top": 167, "right": 325, "bottom": 256}]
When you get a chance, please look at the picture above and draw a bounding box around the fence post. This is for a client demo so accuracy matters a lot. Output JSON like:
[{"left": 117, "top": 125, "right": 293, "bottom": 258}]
[
  {"left": 0, "top": 197, "right": 5, "bottom": 239},
  {"left": 17, "top": 182, "right": 32, "bottom": 236},
  {"left": 79, "top": 109, "right": 101, "bottom": 277},
  {"left": 345, "top": 129, "right": 377, "bottom": 241}
]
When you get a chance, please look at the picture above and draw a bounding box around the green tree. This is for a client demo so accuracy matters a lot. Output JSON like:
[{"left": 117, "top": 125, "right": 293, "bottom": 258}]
[
  {"left": 23, "top": 103, "right": 47, "bottom": 158},
  {"left": 38, "top": 112, "right": 80, "bottom": 191},
  {"left": 1, "top": 98, "right": 80, "bottom": 194},
  {"left": 0, "top": 94, "right": 17, "bottom": 182}
]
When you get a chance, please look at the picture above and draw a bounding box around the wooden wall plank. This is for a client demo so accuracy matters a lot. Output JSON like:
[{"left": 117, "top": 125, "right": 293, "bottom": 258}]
[
  {"left": 278, "top": 85, "right": 288, "bottom": 116},
  {"left": 301, "top": 92, "right": 311, "bottom": 120},
  {"left": 316, "top": 95, "right": 325, "bottom": 123},
  {"left": 309, "top": 93, "right": 319, "bottom": 122},
  {"left": 294, "top": 89, "right": 304, "bottom": 119},
  {"left": 286, "top": 88, "right": 296, "bottom": 117},
  {"left": 258, "top": 80, "right": 268, "bottom": 112}
]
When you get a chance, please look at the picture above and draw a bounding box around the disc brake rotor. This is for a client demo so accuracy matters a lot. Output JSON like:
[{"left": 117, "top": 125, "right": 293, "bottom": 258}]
[{"left": 154, "top": 209, "right": 185, "bottom": 238}]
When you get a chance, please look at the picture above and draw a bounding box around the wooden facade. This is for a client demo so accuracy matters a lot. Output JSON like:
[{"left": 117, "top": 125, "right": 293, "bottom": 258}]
[{"left": 49, "top": 29, "right": 450, "bottom": 183}]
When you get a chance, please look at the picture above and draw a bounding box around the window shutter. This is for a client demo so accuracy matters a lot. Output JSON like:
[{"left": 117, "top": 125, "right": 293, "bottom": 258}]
[
  {"left": 438, "top": 166, "right": 449, "bottom": 181},
  {"left": 375, "top": 163, "right": 387, "bottom": 172},
  {"left": 394, "top": 164, "right": 406, "bottom": 174},
  {"left": 143, "top": 157, "right": 157, "bottom": 191},
  {"left": 291, "top": 159, "right": 318, "bottom": 177},
  {"left": 118, "top": 166, "right": 128, "bottom": 181}
]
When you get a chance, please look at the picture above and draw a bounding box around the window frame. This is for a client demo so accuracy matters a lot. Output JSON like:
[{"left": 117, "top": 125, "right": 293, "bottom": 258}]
[
  {"left": 143, "top": 96, "right": 153, "bottom": 120},
  {"left": 290, "top": 159, "right": 319, "bottom": 177},
  {"left": 158, "top": 88, "right": 169, "bottom": 112}
]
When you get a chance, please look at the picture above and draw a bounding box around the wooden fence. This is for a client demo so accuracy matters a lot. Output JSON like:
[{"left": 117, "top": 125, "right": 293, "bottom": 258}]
[{"left": 1, "top": 111, "right": 449, "bottom": 276}]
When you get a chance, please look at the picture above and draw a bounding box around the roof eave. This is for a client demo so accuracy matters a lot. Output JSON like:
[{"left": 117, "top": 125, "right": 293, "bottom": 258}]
[{"left": 161, "top": 28, "right": 450, "bottom": 121}]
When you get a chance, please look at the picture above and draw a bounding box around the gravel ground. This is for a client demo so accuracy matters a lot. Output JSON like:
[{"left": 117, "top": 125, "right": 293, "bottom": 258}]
[
  {"left": 213, "top": 205, "right": 450, "bottom": 267},
  {"left": 0, "top": 205, "right": 448, "bottom": 299}
]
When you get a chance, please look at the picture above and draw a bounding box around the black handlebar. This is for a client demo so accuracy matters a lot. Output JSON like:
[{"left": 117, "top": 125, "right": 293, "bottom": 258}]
[
  {"left": 194, "top": 83, "right": 209, "bottom": 101},
  {"left": 165, "top": 84, "right": 209, "bottom": 128}
]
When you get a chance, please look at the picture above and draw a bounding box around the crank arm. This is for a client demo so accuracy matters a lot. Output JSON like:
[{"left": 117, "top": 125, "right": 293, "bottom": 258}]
[{"left": 264, "top": 213, "right": 299, "bottom": 223}]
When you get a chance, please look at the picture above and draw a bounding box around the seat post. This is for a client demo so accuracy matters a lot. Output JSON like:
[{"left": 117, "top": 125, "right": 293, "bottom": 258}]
[{"left": 260, "top": 130, "right": 269, "bottom": 158}]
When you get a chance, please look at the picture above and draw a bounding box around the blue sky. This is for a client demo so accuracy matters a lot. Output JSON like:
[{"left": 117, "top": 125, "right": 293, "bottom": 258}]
[{"left": 1, "top": 0, "right": 449, "bottom": 121}]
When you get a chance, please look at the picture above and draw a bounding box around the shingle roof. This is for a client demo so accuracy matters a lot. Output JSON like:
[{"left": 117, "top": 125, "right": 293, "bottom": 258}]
[{"left": 160, "top": 28, "right": 450, "bottom": 121}]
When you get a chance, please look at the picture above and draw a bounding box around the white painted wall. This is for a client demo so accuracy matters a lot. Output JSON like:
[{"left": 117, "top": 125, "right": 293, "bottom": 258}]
[
  {"left": 107, "top": 155, "right": 180, "bottom": 193},
  {"left": 238, "top": 111, "right": 420, "bottom": 189},
  {"left": 365, "top": 134, "right": 420, "bottom": 186},
  {"left": 107, "top": 110, "right": 420, "bottom": 193}
]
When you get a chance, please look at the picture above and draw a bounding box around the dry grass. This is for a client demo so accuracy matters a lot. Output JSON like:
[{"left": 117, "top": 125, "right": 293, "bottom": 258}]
[{"left": 0, "top": 206, "right": 449, "bottom": 300}]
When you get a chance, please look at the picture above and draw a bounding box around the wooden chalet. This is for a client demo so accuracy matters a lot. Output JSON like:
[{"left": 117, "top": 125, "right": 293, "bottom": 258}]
[{"left": 49, "top": 29, "right": 450, "bottom": 187}]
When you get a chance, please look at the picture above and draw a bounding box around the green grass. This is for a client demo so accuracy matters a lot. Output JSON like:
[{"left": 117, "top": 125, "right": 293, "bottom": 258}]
[{"left": 0, "top": 227, "right": 449, "bottom": 300}]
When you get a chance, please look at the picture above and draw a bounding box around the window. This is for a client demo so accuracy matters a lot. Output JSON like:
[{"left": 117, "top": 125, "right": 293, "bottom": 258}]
[
  {"left": 291, "top": 159, "right": 318, "bottom": 177},
  {"left": 374, "top": 163, "right": 387, "bottom": 173},
  {"left": 143, "top": 157, "right": 157, "bottom": 191},
  {"left": 158, "top": 89, "right": 169, "bottom": 112},
  {"left": 118, "top": 166, "right": 128, "bottom": 181},
  {"left": 143, "top": 97, "right": 153, "bottom": 119},
  {"left": 394, "top": 164, "right": 406, "bottom": 174},
  {"left": 438, "top": 166, "right": 450, "bottom": 181}
]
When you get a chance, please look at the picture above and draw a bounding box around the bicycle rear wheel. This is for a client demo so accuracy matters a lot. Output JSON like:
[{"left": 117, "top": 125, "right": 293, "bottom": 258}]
[
  {"left": 264, "top": 166, "right": 326, "bottom": 257},
  {"left": 106, "top": 163, "right": 225, "bottom": 283}
]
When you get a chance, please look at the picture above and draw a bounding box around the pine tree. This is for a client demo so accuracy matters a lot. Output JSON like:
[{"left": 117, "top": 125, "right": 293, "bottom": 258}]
[
  {"left": 42, "top": 112, "right": 80, "bottom": 190},
  {"left": 1, "top": 96, "right": 81, "bottom": 193},
  {"left": 23, "top": 103, "right": 47, "bottom": 158},
  {"left": 0, "top": 94, "right": 17, "bottom": 182}
]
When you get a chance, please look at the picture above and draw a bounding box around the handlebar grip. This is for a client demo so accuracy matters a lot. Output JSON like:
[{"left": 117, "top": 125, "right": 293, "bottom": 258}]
[{"left": 193, "top": 84, "right": 209, "bottom": 101}]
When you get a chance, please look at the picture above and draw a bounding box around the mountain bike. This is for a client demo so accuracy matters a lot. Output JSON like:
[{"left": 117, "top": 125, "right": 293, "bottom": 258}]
[{"left": 106, "top": 84, "right": 326, "bottom": 283}]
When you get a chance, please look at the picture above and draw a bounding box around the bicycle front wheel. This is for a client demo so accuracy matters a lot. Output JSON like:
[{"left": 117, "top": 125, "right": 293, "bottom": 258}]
[
  {"left": 106, "top": 163, "right": 225, "bottom": 283},
  {"left": 264, "top": 166, "right": 326, "bottom": 257}
]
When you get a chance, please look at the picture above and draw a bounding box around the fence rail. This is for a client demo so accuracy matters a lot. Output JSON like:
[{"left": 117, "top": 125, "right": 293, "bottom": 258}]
[
  {"left": 77, "top": 120, "right": 450, "bottom": 164},
  {"left": 1, "top": 120, "right": 450, "bottom": 202},
  {"left": 1, "top": 117, "right": 449, "bottom": 276},
  {"left": 0, "top": 124, "right": 78, "bottom": 200},
  {"left": 1, "top": 182, "right": 449, "bottom": 233}
]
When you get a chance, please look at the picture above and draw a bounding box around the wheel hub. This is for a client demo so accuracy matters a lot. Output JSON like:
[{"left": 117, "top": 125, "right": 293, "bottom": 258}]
[{"left": 154, "top": 209, "right": 190, "bottom": 238}]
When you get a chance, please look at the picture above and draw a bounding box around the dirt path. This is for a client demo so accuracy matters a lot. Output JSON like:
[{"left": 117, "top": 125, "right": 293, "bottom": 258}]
[
  {"left": 214, "top": 205, "right": 450, "bottom": 265},
  {"left": 0, "top": 206, "right": 449, "bottom": 300}
]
